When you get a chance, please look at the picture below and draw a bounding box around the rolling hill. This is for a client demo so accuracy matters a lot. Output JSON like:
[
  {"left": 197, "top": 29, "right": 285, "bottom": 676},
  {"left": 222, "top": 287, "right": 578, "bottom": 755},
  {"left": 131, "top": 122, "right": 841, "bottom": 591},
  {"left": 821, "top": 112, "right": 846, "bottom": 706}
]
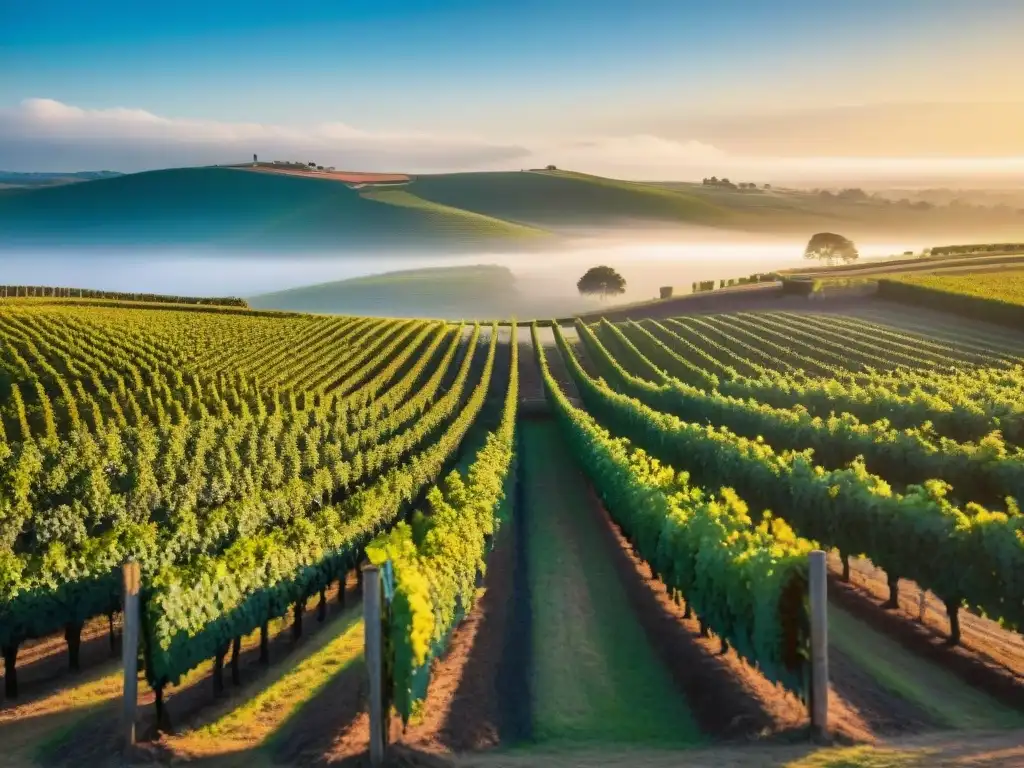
[
  {"left": 0, "top": 167, "right": 556, "bottom": 253},
  {"left": 407, "top": 170, "right": 729, "bottom": 227},
  {"left": 0, "top": 170, "right": 122, "bottom": 189},
  {"left": 3, "top": 165, "right": 1024, "bottom": 255},
  {"left": 248, "top": 264, "right": 600, "bottom": 319}
]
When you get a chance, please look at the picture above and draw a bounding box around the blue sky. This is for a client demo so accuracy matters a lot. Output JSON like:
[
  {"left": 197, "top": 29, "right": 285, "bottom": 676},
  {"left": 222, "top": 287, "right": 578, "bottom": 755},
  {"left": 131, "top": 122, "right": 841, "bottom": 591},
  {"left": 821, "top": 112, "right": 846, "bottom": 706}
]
[{"left": 1, "top": 0, "right": 1023, "bottom": 176}]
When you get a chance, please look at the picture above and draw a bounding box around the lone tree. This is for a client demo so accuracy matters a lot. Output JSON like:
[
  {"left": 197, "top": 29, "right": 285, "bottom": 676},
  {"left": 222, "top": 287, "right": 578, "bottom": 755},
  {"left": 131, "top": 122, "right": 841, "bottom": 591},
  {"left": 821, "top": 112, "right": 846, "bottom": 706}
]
[
  {"left": 577, "top": 266, "right": 626, "bottom": 300},
  {"left": 804, "top": 232, "right": 859, "bottom": 267}
]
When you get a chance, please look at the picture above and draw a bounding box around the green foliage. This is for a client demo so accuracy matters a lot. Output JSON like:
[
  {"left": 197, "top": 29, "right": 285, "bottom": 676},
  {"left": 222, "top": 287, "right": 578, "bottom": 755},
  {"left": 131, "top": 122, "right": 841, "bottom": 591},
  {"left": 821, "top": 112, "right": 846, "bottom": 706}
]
[
  {"left": 584, "top": 319, "right": 1024, "bottom": 509},
  {"left": 368, "top": 326, "right": 518, "bottom": 720},
  {"left": 0, "top": 303, "right": 487, "bottom": 691},
  {"left": 0, "top": 285, "right": 247, "bottom": 306},
  {"left": 555, "top": 322, "right": 1024, "bottom": 635},
  {"left": 929, "top": 243, "right": 1024, "bottom": 257},
  {"left": 880, "top": 272, "right": 1024, "bottom": 330},
  {"left": 804, "top": 232, "right": 859, "bottom": 266},
  {"left": 642, "top": 313, "right": 1024, "bottom": 446},
  {"left": 577, "top": 266, "right": 627, "bottom": 299},
  {"left": 141, "top": 324, "right": 500, "bottom": 689},
  {"left": 536, "top": 323, "right": 813, "bottom": 694}
]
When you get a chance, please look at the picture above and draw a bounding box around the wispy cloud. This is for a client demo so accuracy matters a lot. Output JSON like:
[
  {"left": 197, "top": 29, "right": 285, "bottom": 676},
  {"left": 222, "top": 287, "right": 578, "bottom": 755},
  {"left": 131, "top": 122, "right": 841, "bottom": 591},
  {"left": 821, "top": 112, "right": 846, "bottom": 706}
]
[
  {"left": 0, "top": 98, "right": 531, "bottom": 172},
  {"left": 2, "top": 98, "right": 1023, "bottom": 185}
]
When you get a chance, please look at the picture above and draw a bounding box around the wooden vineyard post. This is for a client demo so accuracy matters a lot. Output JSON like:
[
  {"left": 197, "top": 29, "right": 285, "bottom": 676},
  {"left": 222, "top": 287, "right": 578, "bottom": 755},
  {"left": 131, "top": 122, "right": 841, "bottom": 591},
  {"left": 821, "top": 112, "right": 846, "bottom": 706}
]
[
  {"left": 808, "top": 550, "right": 829, "bottom": 739},
  {"left": 121, "top": 560, "right": 141, "bottom": 753},
  {"left": 364, "top": 565, "right": 384, "bottom": 767}
]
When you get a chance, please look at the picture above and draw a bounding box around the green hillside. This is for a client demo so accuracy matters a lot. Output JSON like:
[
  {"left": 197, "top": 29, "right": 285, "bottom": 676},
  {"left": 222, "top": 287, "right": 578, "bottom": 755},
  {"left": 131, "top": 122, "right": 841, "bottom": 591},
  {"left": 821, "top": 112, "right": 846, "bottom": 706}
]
[
  {"left": 248, "top": 264, "right": 596, "bottom": 319},
  {"left": 409, "top": 170, "right": 729, "bottom": 227},
  {"left": 5, "top": 165, "right": 1022, "bottom": 253},
  {"left": 358, "top": 187, "right": 549, "bottom": 239},
  {"left": 0, "top": 167, "right": 555, "bottom": 253}
]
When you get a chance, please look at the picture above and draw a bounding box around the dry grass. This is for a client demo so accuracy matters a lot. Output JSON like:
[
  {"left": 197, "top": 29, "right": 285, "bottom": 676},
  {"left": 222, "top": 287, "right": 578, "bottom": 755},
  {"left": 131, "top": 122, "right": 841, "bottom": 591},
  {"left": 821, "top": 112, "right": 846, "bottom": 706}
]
[
  {"left": 456, "top": 730, "right": 1024, "bottom": 768},
  {"left": 164, "top": 606, "right": 364, "bottom": 759}
]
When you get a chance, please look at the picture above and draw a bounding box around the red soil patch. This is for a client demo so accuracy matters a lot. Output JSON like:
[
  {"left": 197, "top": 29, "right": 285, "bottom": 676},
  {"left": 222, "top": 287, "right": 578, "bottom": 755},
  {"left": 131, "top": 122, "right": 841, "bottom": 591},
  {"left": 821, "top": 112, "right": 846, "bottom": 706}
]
[{"left": 241, "top": 166, "right": 411, "bottom": 185}]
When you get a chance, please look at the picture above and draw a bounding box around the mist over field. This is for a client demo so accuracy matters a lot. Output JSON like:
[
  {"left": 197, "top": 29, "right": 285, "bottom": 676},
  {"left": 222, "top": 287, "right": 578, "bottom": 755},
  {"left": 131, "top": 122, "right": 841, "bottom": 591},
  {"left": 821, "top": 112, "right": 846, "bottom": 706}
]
[{"left": 0, "top": 232, "right": 926, "bottom": 317}]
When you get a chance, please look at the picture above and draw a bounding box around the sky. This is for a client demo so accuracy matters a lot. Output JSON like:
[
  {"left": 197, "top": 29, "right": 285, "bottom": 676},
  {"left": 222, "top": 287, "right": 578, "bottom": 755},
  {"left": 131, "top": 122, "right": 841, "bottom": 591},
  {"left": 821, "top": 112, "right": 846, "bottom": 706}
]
[{"left": 2, "top": 0, "right": 1023, "bottom": 181}]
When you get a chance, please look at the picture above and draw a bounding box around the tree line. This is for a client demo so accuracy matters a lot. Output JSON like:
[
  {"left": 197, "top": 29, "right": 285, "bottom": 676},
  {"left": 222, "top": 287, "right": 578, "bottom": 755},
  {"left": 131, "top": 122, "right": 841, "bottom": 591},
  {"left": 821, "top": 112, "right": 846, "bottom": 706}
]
[{"left": 0, "top": 285, "right": 248, "bottom": 307}]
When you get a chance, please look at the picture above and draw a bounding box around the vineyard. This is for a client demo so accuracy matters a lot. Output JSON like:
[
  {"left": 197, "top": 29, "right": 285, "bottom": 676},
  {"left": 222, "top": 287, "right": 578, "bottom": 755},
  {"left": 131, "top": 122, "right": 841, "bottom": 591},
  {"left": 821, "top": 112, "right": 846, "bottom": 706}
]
[{"left": 2, "top": 297, "right": 1024, "bottom": 766}]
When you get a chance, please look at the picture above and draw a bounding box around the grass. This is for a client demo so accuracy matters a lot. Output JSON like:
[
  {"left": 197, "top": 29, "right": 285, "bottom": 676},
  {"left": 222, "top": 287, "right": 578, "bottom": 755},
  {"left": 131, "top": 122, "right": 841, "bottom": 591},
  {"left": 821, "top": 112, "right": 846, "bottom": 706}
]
[
  {"left": 460, "top": 743, "right": 940, "bottom": 767},
  {"left": 166, "top": 606, "right": 364, "bottom": 759},
  {"left": 521, "top": 421, "right": 701, "bottom": 748},
  {"left": 784, "top": 746, "right": 935, "bottom": 768},
  {"left": 0, "top": 662, "right": 123, "bottom": 767},
  {"left": 0, "top": 607, "right": 357, "bottom": 766},
  {"left": 0, "top": 167, "right": 548, "bottom": 253},
  {"left": 360, "top": 188, "right": 550, "bottom": 239},
  {"left": 408, "top": 171, "right": 729, "bottom": 228},
  {"left": 249, "top": 264, "right": 517, "bottom": 318},
  {"left": 827, "top": 606, "right": 1024, "bottom": 730},
  {"left": 248, "top": 264, "right": 600, "bottom": 320},
  {"left": 533, "top": 170, "right": 727, "bottom": 219},
  {"left": 887, "top": 269, "right": 1024, "bottom": 306}
]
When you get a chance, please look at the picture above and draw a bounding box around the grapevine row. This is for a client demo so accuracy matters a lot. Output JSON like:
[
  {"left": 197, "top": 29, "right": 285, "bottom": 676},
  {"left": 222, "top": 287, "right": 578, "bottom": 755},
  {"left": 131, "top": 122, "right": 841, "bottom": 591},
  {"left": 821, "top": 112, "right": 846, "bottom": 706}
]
[
  {"left": 369, "top": 324, "right": 519, "bottom": 720},
  {"left": 554, "top": 322, "right": 1024, "bottom": 644},
  {"left": 141, "top": 323, "right": 500, "bottom": 690},
  {"left": 583, "top": 320, "right": 1024, "bottom": 508},
  {"left": 538, "top": 323, "right": 814, "bottom": 694}
]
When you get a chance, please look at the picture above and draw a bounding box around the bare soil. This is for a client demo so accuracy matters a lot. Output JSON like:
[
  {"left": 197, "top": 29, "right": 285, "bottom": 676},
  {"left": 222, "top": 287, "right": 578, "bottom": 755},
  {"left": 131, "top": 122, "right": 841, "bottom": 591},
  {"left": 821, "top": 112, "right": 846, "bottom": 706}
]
[
  {"left": 324, "top": 519, "right": 521, "bottom": 764},
  {"left": 239, "top": 166, "right": 410, "bottom": 185},
  {"left": 1, "top": 613, "right": 121, "bottom": 709},
  {"left": 586, "top": 485, "right": 945, "bottom": 743},
  {"left": 33, "top": 575, "right": 362, "bottom": 767},
  {"left": 828, "top": 558, "right": 1024, "bottom": 711}
]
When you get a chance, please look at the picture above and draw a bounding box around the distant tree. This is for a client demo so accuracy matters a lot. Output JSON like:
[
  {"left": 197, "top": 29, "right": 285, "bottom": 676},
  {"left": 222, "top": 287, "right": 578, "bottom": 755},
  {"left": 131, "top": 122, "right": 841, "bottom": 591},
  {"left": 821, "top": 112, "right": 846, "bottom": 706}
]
[
  {"left": 316, "top": 165, "right": 324, "bottom": 171},
  {"left": 709, "top": 176, "right": 718, "bottom": 183},
  {"left": 577, "top": 266, "right": 626, "bottom": 300},
  {"left": 308, "top": 161, "right": 316, "bottom": 168},
  {"left": 763, "top": 183, "right": 771, "bottom": 189},
  {"left": 721, "top": 177, "right": 730, "bottom": 184},
  {"left": 804, "top": 232, "right": 859, "bottom": 267}
]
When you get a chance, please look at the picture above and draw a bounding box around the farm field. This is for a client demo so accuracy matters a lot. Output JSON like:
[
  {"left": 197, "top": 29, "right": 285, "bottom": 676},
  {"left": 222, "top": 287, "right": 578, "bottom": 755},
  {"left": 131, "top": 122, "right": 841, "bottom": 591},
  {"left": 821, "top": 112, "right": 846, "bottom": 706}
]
[
  {"left": 2, "top": 289, "right": 1024, "bottom": 766},
  {"left": 884, "top": 269, "right": 1024, "bottom": 306}
]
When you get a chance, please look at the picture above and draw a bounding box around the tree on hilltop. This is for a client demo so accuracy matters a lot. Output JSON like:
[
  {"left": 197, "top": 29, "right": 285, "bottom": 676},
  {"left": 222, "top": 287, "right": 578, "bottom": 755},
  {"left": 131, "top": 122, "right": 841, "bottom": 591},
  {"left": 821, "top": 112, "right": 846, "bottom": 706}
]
[
  {"left": 804, "top": 232, "right": 859, "bottom": 267},
  {"left": 577, "top": 266, "right": 626, "bottom": 300}
]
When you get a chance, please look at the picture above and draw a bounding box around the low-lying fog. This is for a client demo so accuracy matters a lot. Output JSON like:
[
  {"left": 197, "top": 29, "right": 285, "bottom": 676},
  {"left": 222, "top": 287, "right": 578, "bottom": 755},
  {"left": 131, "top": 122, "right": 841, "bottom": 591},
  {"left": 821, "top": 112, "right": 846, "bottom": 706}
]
[{"left": 1, "top": 233, "right": 924, "bottom": 312}]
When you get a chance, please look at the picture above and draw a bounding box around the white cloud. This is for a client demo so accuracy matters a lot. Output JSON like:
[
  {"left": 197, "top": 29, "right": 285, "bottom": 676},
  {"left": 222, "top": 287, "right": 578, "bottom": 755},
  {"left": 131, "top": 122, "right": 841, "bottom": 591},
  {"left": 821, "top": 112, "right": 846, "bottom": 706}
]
[
  {"left": 0, "top": 98, "right": 531, "bottom": 172},
  {"left": 1, "top": 98, "right": 1023, "bottom": 184}
]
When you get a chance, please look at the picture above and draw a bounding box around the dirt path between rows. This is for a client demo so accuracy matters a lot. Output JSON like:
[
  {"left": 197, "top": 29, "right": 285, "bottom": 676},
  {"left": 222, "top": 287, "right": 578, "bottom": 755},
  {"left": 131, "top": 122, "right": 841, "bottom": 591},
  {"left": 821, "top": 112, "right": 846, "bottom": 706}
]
[
  {"left": 326, "top": 516, "right": 521, "bottom": 761},
  {"left": 1, "top": 614, "right": 121, "bottom": 710},
  {"left": 539, "top": 337, "right": 958, "bottom": 743},
  {"left": 828, "top": 562, "right": 1024, "bottom": 712}
]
